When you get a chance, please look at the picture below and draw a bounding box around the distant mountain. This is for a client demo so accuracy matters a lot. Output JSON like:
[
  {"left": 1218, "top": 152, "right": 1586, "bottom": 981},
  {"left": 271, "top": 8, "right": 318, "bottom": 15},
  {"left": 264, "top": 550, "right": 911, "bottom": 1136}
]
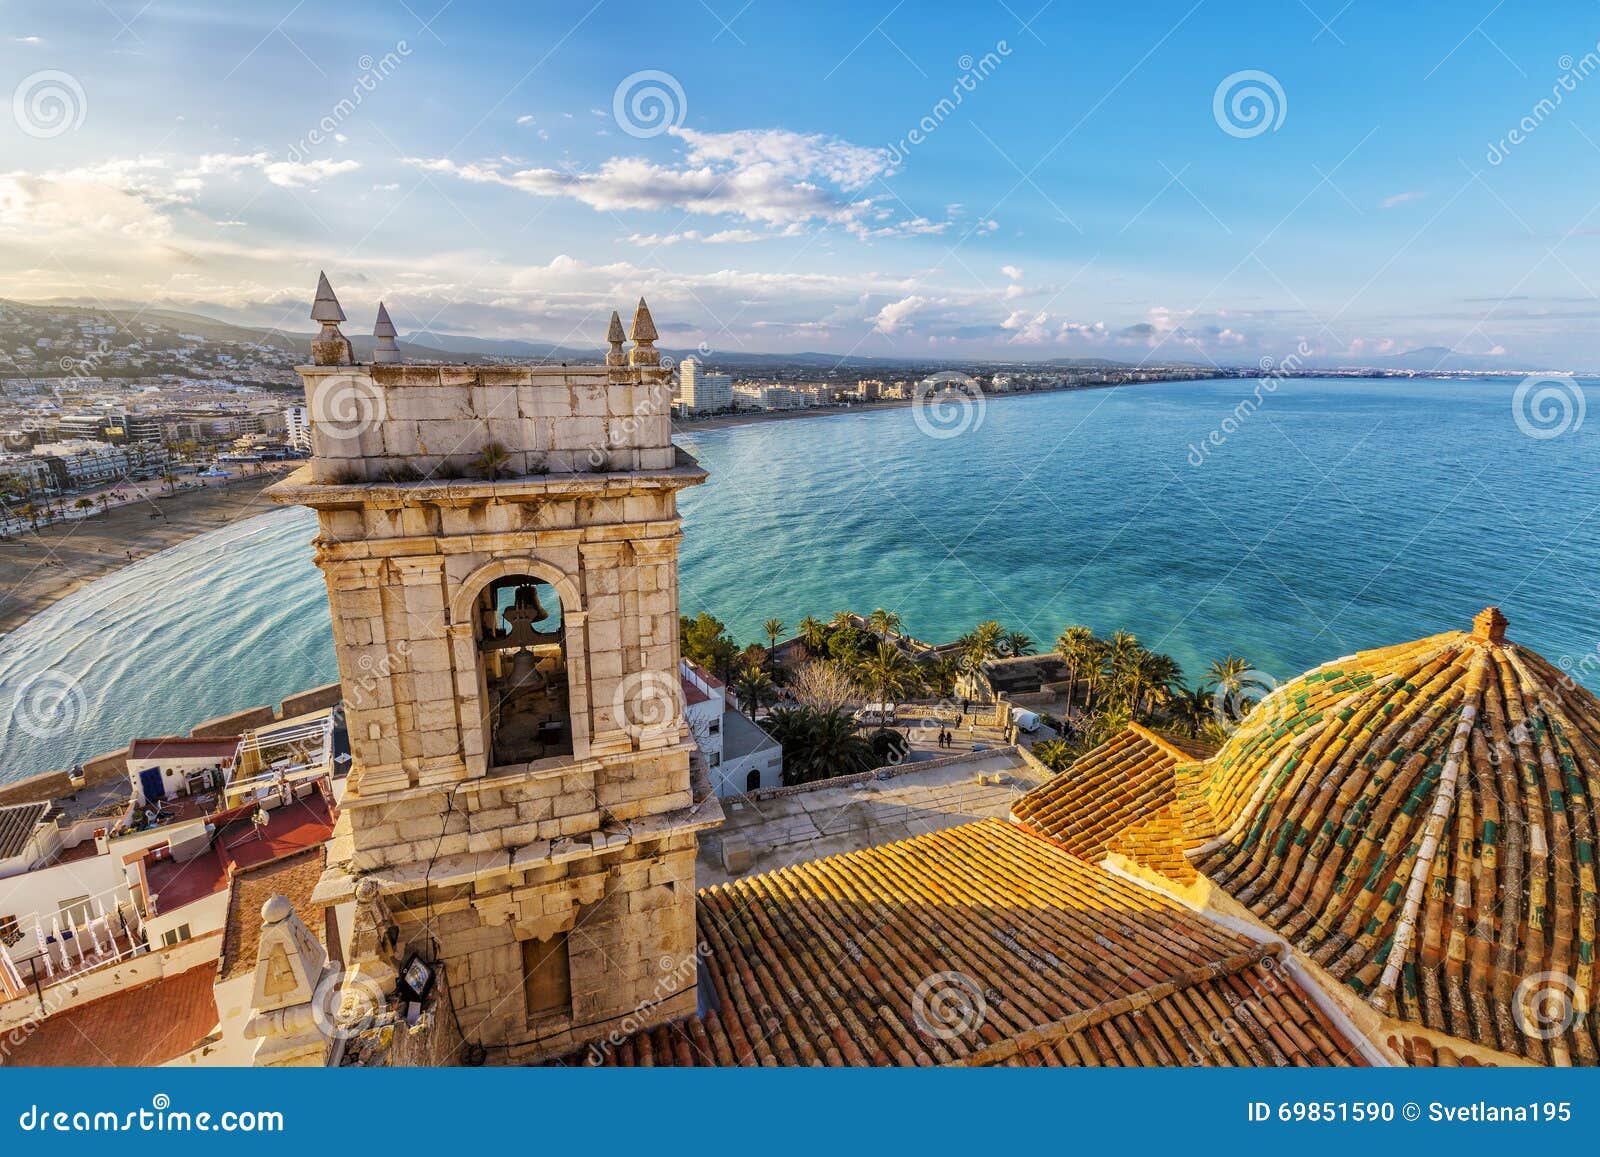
[
  {"left": 1352, "top": 347, "right": 1552, "bottom": 374},
  {"left": 406, "top": 331, "right": 890, "bottom": 370}
]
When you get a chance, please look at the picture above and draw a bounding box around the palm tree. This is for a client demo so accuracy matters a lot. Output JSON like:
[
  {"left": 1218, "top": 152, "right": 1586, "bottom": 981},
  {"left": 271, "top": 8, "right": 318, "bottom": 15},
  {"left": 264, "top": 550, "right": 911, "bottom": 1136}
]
[
  {"left": 798, "top": 615, "right": 828, "bottom": 656},
  {"left": 1079, "top": 635, "right": 1112, "bottom": 711},
  {"left": 865, "top": 607, "right": 903, "bottom": 641},
  {"left": 1206, "top": 655, "right": 1252, "bottom": 700},
  {"left": 1030, "top": 738, "right": 1077, "bottom": 774},
  {"left": 918, "top": 653, "right": 961, "bottom": 698},
  {"left": 762, "top": 618, "right": 785, "bottom": 670},
  {"left": 856, "top": 641, "right": 919, "bottom": 712},
  {"left": 473, "top": 441, "right": 514, "bottom": 481},
  {"left": 734, "top": 666, "right": 776, "bottom": 715},
  {"left": 959, "top": 620, "right": 1004, "bottom": 669},
  {"left": 1002, "top": 629, "right": 1036, "bottom": 657},
  {"left": 1055, "top": 625, "right": 1096, "bottom": 708},
  {"left": 1172, "top": 685, "right": 1216, "bottom": 739},
  {"left": 766, "top": 706, "right": 875, "bottom": 784}
]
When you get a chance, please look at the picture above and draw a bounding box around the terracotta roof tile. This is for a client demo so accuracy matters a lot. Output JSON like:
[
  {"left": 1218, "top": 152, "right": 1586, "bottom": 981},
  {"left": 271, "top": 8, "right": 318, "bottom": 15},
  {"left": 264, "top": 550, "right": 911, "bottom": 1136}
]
[
  {"left": 1181, "top": 613, "right": 1600, "bottom": 1066},
  {"left": 557, "top": 819, "right": 1362, "bottom": 1067},
  {"left": 1011, "top": 723, "right": 1215, "bottom": 868},
  {"left": 2, "top": 965, "right": 218, "bottom": 1066},
  {"left": 219, "top": 846, "right": 327, "bottom": 981}
]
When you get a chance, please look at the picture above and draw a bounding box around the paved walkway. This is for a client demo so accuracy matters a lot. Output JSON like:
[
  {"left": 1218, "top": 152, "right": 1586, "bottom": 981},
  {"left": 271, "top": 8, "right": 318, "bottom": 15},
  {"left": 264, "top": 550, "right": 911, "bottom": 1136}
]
[{"left": 698, "top": 749, "right": 1044, "bottom": 887}]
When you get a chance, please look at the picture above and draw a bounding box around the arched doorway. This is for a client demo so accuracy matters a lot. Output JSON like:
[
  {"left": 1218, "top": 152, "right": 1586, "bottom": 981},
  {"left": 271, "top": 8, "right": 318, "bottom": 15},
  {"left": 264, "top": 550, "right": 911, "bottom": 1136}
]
[
  {"left": 474, "top": 575, "right": 573, "bottom": 765},
  {"left": 745, "top": 768, "right": 761, "bottom": 793}
]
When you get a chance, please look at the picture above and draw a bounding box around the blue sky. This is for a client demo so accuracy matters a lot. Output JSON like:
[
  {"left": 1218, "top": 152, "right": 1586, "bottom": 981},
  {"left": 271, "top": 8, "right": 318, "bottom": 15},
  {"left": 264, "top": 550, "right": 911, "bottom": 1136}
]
[{"left": 3, "top": 0, "right": 1600, "bottom": 365}]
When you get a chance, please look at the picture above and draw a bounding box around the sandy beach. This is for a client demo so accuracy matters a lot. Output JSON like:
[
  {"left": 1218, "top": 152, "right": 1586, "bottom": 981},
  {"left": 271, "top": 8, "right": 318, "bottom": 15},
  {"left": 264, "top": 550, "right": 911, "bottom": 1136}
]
[{"left": 0, "top": 467, "right": 295, "bottom": 637}]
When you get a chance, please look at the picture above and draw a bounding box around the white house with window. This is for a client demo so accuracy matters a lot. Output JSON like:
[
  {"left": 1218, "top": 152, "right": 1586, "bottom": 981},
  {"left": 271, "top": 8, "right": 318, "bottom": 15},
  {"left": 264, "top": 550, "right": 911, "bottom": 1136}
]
[{"left": 680, "top": 660, "right": 783, "bottom": 797}]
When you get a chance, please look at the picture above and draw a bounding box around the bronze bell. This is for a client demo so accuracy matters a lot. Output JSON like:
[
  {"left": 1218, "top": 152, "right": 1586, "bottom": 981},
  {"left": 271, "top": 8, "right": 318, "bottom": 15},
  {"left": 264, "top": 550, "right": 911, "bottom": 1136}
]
[{"left": 512, "top": 583, "right": 550, "bottom": 625}]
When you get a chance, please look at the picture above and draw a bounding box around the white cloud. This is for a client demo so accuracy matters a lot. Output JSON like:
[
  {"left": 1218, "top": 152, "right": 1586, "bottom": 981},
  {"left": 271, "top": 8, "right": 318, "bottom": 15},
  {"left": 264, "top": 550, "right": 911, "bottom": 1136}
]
[
  {"left": 1000, "top": 264, "right": 1023, "bottom": 280},
  {"left": 197, "top": 153, "right": 360, "bottom": 188},
  {"left": 873, "top": 294, "right": 928, "bottom": 334},
  {"left": 410, "top": 126, "right": 949, "bottom": 238},
  {"left": 1380, "top": 190, "right": 1425, "bottom": 209},
  {"left": 624, "top": 228, "right": 766, "bottom": 246}
]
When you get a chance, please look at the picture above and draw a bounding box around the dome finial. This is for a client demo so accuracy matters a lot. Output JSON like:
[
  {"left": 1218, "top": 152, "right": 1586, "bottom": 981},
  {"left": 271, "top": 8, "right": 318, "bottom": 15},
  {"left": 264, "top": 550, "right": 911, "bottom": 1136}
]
[{"left": 1471, "top": 606, "right": 1508, "bottom": 643}]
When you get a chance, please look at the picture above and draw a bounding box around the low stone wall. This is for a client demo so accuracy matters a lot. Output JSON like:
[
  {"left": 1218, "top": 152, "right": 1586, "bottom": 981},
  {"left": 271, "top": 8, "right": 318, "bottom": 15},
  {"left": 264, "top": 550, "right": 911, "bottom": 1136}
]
[
  {"left": 0, "top": 681, "right": 345, "bottom": 808},
  {"left": 740, "top": 745, "right": 1024, "bottom": 804}
]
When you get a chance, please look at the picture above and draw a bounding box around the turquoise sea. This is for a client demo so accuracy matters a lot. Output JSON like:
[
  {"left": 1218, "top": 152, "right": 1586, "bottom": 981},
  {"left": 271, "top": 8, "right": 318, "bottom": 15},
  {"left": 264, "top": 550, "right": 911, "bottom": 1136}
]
[{"left": 2, "top": 376, "right": 1596, "bottom": 780}]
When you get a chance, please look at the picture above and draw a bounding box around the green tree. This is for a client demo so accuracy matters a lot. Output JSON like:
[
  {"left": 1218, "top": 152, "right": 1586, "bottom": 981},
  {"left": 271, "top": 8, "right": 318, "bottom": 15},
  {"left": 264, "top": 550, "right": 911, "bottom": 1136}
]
[
  {"left": 766, "top": 706, "right": 875, "bottom": 785},
  {"left": 734, "top": 666, "right": 776, "bottom": 715},
  {"left": 855, "top": 641, "right": 919, "bottom": 710},
  {"left": 762, "top": 618, "right": 786, "bottom": 671},
  {"left": 1002, "top": 629, "right": 1036, "bottom": 657},
  {"left": 1172, "top": 685, "right": 1217, "bottom": 739},
  {"left": 1030, "top": 738, "right": 1077, "bottom": 774},
  {"left": 1055, "top": 625, "right": 1096, "bottom": 708},
  {"left": 797, "top": 615, "right": 828, "bottom": 656},
  {"left": 681, "top": 612, "right": 740, "bottom": 682},
  {"left": 865, "top": 607, "right": 903, "bottom": 640},
  {"left": 1206, "top": 655, "right": 1252, "bottom": 700}
]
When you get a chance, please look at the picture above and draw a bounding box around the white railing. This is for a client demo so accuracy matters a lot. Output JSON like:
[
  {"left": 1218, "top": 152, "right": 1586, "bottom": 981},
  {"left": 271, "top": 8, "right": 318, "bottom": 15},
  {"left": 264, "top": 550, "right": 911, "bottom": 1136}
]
[{"left": 0, "top": 885, "right": 143, "bottom": 997}]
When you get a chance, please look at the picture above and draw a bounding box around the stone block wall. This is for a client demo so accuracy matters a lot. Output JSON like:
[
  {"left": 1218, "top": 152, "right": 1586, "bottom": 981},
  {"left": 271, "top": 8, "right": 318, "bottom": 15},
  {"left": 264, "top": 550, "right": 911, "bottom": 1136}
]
[
  {"left": 380, "top": 832, "right": 699, "bottom": 1060},
  {"left": 301, "top": 365, "right": 676, "bottom": 484}
]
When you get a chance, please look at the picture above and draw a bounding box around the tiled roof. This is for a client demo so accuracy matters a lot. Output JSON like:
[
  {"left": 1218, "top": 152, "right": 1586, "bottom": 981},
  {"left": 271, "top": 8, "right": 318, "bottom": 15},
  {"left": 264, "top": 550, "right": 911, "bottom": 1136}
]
[
  {"left": 1183, "top": 609, "right": 1600, "bottom": 1066},
  {"left": 563, "top": 819, "right": 1363, "bottom": 1067},
  {"left": 3, "top": 965, "right": 218, "bottom": 1066},
  {"left": 128, "top": 736, "right": 241, "bottom": 761},
  {"left": 219, "top": 846, "right": 327, "bottom": 981},
  {"left": 1011, "top": 723, "right": 1216, "bottom": 870},
  {"left": 0, "top": 801, "right": 49, "bottom": 860}
]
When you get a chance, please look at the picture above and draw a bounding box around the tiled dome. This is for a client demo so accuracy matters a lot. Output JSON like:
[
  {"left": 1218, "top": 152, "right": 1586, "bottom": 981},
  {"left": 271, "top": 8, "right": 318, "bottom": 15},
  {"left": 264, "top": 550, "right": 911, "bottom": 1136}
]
[{"left": 1182, "top": 608, "right": 1599, "bottom": 1065}]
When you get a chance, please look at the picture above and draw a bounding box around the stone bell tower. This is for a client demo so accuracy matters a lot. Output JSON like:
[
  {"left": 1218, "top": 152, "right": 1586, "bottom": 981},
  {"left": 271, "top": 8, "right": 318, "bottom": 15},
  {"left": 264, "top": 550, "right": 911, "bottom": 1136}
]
[{"left": 270, "top": 283, "right": 719, "bottom": 1062}]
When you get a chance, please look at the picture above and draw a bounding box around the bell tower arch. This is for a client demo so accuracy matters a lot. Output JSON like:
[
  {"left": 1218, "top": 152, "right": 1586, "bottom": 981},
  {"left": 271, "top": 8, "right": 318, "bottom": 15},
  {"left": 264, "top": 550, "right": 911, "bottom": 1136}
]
[{"left": 271, "top": 287, "right": 719, "bottom": 1062}]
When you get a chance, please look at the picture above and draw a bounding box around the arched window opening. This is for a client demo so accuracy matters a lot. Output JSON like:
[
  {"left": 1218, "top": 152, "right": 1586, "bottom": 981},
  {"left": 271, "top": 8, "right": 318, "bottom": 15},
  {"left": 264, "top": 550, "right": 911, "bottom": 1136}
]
[{"left": 476, "top": 575, "right": 572, "bottom": 765}]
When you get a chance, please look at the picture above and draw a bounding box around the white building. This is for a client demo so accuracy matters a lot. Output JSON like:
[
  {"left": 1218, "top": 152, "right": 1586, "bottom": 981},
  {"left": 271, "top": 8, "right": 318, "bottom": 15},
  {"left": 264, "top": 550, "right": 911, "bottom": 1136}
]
[
  {"left": 680, "top": 660, "right": 783, "bottom": 796},
  {"left": 285, "top": 404, "right": 312, "bottom": 451},
  {"left": 679, "top": 358, "right": 733, "bottom": 414}
]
